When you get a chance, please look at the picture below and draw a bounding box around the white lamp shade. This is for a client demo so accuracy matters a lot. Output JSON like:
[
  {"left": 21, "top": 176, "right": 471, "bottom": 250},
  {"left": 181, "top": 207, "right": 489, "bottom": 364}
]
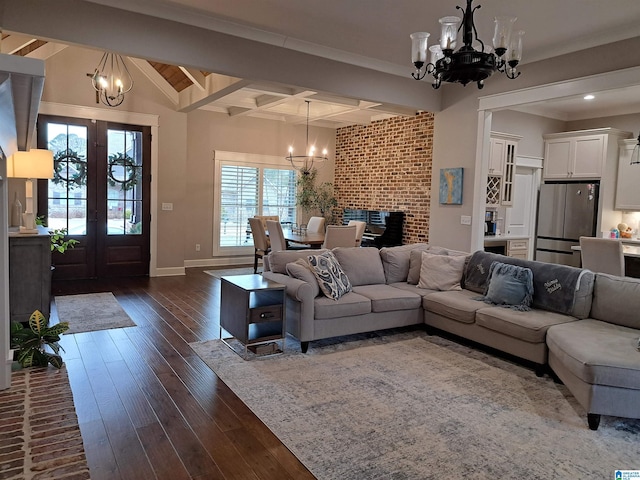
[{"left": 7, "top": 149, "right": 54, "bottom": 179}]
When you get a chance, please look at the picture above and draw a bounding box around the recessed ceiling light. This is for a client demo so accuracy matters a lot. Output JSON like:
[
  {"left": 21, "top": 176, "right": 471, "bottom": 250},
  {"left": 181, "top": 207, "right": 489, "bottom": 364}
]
[{"left": 584, "top": 94, "right": 595, "bottom": 100}]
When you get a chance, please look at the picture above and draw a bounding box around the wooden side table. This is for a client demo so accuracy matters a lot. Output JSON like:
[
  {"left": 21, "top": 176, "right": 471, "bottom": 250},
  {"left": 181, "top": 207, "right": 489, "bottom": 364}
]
[{"left": 219, "top": 274, "right": 286, "bottom": 358}]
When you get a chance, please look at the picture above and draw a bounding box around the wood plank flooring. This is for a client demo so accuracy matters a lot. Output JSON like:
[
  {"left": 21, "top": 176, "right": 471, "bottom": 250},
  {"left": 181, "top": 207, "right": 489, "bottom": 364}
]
[{"left": 52, "top": 268, "right": 316, "bottom": 480}]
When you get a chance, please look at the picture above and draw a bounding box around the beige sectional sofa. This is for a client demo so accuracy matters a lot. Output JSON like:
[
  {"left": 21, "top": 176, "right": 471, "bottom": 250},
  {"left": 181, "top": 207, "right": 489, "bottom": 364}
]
[{"left": 262, "top": 243, "right": 640, "bottom": 430}]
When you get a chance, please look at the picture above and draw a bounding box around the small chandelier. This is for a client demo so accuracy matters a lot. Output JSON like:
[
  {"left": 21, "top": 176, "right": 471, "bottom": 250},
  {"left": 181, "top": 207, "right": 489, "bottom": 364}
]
[
  {"left": 410, "top": 0, "right": 523, "bottom": 89},
  {"left": 90, "top": 52, "right": 134, "bottom": 107},
  {"left": 286, "top": 100, "right": 328, "bottom": 172},
  {"left": 631, "top": 134, "right": 640, "bottom": 165}
]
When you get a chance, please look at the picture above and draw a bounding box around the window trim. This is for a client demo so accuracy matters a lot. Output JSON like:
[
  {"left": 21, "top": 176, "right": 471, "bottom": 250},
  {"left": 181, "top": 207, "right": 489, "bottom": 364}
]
[{"left": 213, "top": 150, "right": 298, "bottom": 256}]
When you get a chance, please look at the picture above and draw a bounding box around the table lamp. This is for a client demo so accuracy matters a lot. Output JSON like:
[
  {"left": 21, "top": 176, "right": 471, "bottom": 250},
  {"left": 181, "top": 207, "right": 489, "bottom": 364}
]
[{"left": 7, "top": 149, "right": 54, "bottom": 234}]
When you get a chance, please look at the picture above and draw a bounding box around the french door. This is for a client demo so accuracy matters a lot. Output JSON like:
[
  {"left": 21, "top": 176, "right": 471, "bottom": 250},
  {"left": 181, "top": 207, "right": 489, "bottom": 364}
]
[{"left": 37, "top": 115, "right": 151, "bottom": 280}]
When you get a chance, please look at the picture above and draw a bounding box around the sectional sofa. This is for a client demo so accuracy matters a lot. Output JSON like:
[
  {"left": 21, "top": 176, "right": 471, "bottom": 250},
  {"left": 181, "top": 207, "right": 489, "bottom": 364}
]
[{"left": 262, "top": 243, "right": 640, "bottom": 430}]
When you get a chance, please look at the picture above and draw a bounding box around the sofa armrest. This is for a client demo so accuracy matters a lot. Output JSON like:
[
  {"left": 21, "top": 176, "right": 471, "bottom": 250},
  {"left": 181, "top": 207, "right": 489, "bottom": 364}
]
[{"left": 263, "top": 271, "right": 316, "bottom": 341}]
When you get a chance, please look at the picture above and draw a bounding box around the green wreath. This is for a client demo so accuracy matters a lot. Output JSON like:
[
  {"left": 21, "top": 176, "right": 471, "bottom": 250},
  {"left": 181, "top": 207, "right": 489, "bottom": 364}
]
[
  {"left": 107, "top": 152, "right": 140, "bottom": 191},
  {"left": 53, "top": 149, "right": 87, "bottom": 188}
]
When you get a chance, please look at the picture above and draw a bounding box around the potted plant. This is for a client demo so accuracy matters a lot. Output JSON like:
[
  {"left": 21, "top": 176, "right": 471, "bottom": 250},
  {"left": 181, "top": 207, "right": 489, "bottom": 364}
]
[
  {"left": 296, "top": 167, "right": 338, "bottom": 224},
  {"left": 36, "top": 216, "right": 79, "bottom": 253},
  {"left": 10, "top": 310, "right": 69, "bottom": 369}
]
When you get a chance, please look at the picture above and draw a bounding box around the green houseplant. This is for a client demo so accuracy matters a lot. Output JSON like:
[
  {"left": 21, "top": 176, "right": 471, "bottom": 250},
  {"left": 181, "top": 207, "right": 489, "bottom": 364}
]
[
  {"left": 11, "top": 310, "right": 69, "bottom": 369},
  {"left": 296, "top": 167, "right": 338, "bottom": 224},
  {"left": 35, "top": 216, "right": 79, "bottom": 253}
]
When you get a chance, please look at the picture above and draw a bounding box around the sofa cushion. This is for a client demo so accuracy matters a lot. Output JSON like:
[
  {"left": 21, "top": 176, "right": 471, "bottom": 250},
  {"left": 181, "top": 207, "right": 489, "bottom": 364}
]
[
  {"left": 286, "top": 259, "right": 320, "bottom": 298},
  {"left": 406, "top": 246, "right": 469, "bottom": 284},
  {"left": 380, "top": 243, "right": 430, "bottom": 284},
  {"left": 422, "top": 290, "right": 484, "bottom": 324},
  {"left": 547, "top": 319, "right": 640, "bottom": 389},
  {"left": 418, "top": 252, "right": 466, "bottom": 291},
  {"left": 389, "top": 282, "right": 440, "bottom": 298},
  {"left": 590, "top": 273, "right": 640, "bottom": 329},
  {"left": 269, "top": 249, "right": 328, "bottom": 274},
  {"left": 352, "top": 285, "right": 422, "bottom": 313},
  {"left": 314, "top": 291, "right": 371, "bottom": 320},
  {"left": 308, "top": 251, "right": 352, "bottom": 300},
  {"left": 476, "top": 306, "right": 576, "bottom": 344},
  {"left": 332, "top": 247, "right": 386, "bottom": 286},
  {"left": 483, "top": 262, "right": 533, "bottom": 311}
]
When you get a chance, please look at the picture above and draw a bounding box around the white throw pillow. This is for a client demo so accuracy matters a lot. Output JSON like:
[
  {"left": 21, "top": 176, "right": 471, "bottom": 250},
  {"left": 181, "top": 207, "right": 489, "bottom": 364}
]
[{"left": 418, "top": 251, "right": 466, "bottom": 291}]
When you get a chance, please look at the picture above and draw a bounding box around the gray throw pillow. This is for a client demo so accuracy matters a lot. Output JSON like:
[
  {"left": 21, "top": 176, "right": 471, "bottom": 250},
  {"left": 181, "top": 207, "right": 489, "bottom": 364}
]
[
  {"left": 482, "top": 261, "right": 534, "bottom": 311},
  {"left": 418, "top": 252, "right": 466, "bottom": 291},
  {"left": 308, "top": 251, "right": 352, "bottom": 300},
  {"left": 286, "top": 259, "right": 321, "bottom": 298}
]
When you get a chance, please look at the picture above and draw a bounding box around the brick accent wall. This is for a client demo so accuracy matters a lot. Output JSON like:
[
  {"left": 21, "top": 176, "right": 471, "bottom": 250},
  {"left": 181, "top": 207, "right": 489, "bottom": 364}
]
[{"left": 334, "top": 112, "right": 434, "bottom": 244}]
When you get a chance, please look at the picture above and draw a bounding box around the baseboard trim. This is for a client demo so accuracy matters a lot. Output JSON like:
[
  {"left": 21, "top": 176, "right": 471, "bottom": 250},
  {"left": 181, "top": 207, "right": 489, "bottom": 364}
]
[{"left": 153, "top": 266, "right": 186, "bottom": 277}]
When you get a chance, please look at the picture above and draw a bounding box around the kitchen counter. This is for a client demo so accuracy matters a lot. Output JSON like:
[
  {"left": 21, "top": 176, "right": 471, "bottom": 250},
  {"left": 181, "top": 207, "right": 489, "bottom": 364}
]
[{"left": 484, "top": 234, "right": 530, "bottom": 243}]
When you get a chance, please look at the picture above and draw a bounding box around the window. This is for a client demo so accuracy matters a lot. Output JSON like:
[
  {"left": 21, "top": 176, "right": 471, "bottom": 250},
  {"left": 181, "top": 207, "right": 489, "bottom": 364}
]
[{"left": 216, "top": 154, "right": 297, "bottom": 249}]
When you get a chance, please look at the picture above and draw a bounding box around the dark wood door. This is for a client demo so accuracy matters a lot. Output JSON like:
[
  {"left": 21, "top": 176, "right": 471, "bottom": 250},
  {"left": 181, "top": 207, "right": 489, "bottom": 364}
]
[{"left": 37, "top": 115, "right": 151, "bottom": 279}]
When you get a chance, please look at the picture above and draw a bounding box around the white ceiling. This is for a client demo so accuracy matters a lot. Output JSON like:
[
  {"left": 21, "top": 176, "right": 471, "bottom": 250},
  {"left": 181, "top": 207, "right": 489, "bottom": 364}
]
[{"left": 36, "top": 1, "right": 640, "bottom": 124}]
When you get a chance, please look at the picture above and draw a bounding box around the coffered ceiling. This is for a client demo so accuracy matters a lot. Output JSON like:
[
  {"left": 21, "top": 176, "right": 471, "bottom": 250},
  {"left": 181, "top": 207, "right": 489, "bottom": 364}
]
[{"left": 4, "top": 0, "right": 640, "bottom": 125}]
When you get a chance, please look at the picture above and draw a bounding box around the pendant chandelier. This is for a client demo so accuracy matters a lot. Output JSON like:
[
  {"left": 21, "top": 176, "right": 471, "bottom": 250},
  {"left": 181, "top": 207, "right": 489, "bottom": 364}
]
[
  {"left": 410, "top": 0, "right": 523, "bottom": 89},
  {"left": 90, "top": 52, "right": 134, "bottom": 107},
  {"left": 286, "top": 100, "right": 328, "bottom": 172}
]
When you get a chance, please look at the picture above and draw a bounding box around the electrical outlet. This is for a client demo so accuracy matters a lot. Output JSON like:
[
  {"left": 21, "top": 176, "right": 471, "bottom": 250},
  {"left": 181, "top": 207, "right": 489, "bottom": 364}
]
[
  {"left": 460, "top": 215, "right": 472, "bottom": 225},
  {"left": 195, "top": 244, "right": 201, "bottom": 252}
]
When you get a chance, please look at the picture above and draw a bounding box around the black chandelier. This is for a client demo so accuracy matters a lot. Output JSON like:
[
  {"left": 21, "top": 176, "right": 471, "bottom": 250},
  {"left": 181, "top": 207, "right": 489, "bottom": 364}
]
[
  {"left": 410, "top": 0, "right": 523, "bottom": 89},
  {"left": 286, "top": 100, "right": 328, "bottom": 172}
]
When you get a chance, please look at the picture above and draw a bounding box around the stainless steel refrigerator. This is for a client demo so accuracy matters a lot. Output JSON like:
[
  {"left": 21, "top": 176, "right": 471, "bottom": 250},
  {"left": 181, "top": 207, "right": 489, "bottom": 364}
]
[{"left": 535, "top": 183, "right": 599, "bottom": 267}]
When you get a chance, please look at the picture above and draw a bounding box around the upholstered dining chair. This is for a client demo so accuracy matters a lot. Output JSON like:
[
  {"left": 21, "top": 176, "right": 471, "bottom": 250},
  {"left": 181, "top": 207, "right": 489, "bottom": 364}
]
[
  {"left": 579, "top": 236, "right": 625, "bottom": 276},
  {"left": 248, "top": 217, "right": 270, "bottom": 273},
  {"left": 266, "top": 220, "right": 287, "bottom": 252},
  {"left": 348, "top": 220, "right": 367, "bottom": 247},
  {"left": 322, "top": 225, "right": 357, "bottom": 249},
  {"left": 266, "top": 219, "right": 309, "bottom": 251},
  {"left": 306, "top": 216, "right": 326, "bottom": 234}
]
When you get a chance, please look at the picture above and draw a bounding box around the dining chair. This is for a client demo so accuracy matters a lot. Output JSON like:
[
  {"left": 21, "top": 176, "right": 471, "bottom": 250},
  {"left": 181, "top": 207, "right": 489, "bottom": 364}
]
[
  {"left": 306, "top": 216, "right": 326, "bottom": 234},
  {"left": 248, "top": 217, "right": 270, "bottom": 274},
  {"left": 266, "top": 220, "right": 287, "bottom": 252},
  {"left": 579, "top": 236, "right": 625, "bottom": 276},
  {"left": 322, "top": 225, "right": 357, "bottom": 249},
  {"left": 348, "top": 220, "right": 367, "bottom": 247},
  {"left": 267, "top": 219, "right": 309, "bottom": 251}
]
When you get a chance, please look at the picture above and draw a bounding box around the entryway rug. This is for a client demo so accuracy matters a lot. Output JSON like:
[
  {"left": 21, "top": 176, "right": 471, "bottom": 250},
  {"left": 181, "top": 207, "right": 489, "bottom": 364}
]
[
  {"left": 55, "top": 292, "right": 136, "bottom": 334},
  {"left": 0, "top": 367, "right": 90, "bottom": 479},
  {"left": 190, "top": 330, "right": 640, "bottom": 479}
]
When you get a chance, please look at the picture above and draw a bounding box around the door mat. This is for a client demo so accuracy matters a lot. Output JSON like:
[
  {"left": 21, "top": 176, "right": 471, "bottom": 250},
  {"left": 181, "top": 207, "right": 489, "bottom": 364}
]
[{"left": 54, "top": 292, "right": 136, "bottom": 334}]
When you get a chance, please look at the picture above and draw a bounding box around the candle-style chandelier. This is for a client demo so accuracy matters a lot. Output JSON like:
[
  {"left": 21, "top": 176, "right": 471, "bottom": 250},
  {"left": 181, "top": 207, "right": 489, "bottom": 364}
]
[
  {"left": 286, "top": 100, "right": 328, "bottom": 172},
  {"left": 90, "top": 52, "right": 134, "bottom": 107},
  {"left": 410, "top": 0, "right": 523, "bottom": 89}
]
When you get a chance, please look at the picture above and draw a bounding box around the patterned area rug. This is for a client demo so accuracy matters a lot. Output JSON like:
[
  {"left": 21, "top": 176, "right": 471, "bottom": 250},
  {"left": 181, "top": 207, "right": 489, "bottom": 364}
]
[
  {"left": 0, "top": 367, "right": 90, "bottom": 479},
  {"left": 54, "top": 292, "right": 136, "bottom": 334},
  {"left": 204, "top": 267, "right": 255, "bottom": 278},
  {"left": 190, "top": 330, "right": 640, "bottom": 479}
]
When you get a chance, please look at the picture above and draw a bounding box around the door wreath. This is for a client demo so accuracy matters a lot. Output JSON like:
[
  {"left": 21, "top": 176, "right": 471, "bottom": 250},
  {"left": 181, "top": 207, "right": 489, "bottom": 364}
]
[
  {"left": 52, "top": 149, "right": 87, "bottom": 188},
  {"left": 107, "top": 152, "right": 140, "bottom": 191}
]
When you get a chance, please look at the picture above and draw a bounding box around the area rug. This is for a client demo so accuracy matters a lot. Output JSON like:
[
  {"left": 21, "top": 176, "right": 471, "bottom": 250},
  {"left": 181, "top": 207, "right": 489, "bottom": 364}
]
[
  {"left": 190, "top": 330, "right": 640, "bottom": 479},
  {"left": 54, "top": 292, "right": 136, "bottom": 334},
  {"left": 0, "top": 367, "right": 90, "bottom": 479},
  {"left": 204, "top": 267, "right": 255, "bottom": 278}
]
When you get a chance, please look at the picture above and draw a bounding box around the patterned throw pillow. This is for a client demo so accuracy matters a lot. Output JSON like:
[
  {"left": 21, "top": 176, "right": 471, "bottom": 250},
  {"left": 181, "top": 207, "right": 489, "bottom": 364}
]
[{"left": 308, "top": 251, "right": 352, "bottom": 300}]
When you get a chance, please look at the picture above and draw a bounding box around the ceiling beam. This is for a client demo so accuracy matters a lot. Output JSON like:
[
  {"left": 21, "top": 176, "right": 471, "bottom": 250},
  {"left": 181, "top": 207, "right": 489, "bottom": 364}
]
[
  {"left": 177, "top": 73, "right": 248, "bottom": 112},
  {"left": 178, "top": 66, "right": 205, "bottom": 91},
  {"left": 0, "top": 34, "right": 36, "bottom": 54},
  {"left": 25, "top": 42, "right": 68, "bottom": 60},
  {"left": 128, "top": 57, "right": 179, "bottom": 107}
]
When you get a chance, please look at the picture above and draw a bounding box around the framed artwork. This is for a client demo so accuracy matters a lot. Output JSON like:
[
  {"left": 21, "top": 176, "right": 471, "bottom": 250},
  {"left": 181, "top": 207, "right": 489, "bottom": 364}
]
[{"left": 439, "top": 168, "right": 463, "bottom": 205}]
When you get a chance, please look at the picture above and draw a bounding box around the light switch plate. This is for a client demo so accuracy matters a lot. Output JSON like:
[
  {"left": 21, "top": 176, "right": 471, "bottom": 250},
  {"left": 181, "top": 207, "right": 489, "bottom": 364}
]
[
  {"left": 162, "top": 202, "right": 173, "bottom": 211},
  {"left": 460, "top": 215, "right": 472, "bottom": 225}
]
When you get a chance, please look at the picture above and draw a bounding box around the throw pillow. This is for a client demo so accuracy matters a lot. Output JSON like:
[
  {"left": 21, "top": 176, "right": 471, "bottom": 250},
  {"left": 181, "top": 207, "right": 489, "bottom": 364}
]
[
  {"left": 482, "top": 261, "right": 534, "bottom": 311},
  {"left": 418, "top": 251, "right": 467, "bottom": 291},
  {"left": 286, "top": 259, "right": 321, "bottom": 298},
  {"left": 308, "top": 251, "right": 352, "bottom": 300}
]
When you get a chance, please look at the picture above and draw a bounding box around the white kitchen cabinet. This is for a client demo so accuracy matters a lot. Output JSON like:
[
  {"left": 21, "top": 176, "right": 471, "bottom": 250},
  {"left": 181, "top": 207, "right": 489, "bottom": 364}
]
[
  {"left": 507, "top": 239, "right": 529, "bottom": 260},
  {"left": 615, "top": 139, "right": 640, "bottom": 210},
  {"left": 543, "top": 128, "right": 630, "bottom": 180},
  {"left": 488, "top": 132, "right": 521, "bottom": 206}
]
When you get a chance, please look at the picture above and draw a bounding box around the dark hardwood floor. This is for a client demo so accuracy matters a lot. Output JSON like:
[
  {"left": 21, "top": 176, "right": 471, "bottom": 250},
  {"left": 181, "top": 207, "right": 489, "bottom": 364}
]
[{"left": 52, "top": 267, "right": 315, "bottom": 480}]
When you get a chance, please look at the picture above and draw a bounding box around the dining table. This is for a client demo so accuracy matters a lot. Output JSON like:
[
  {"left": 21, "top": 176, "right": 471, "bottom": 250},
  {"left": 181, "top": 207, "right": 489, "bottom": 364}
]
[{"left": 282, "top": 227, "right": 325, "bottom": 249}]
